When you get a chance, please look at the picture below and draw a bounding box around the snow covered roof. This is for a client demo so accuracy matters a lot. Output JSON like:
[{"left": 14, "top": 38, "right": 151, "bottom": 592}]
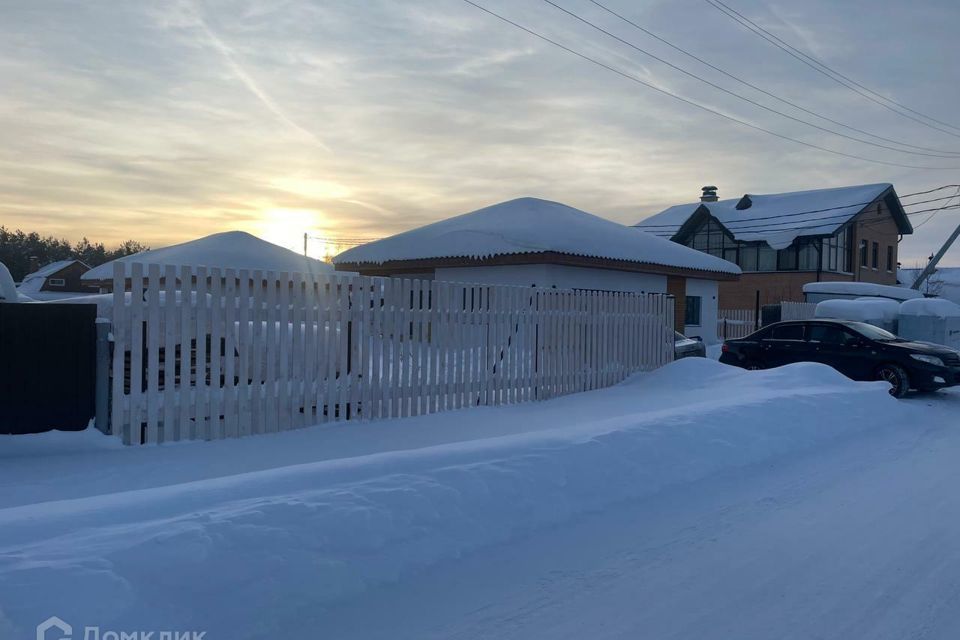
[
  {"left": 334, "top": 197, "right": 740, "bottom": 276},
  {"left": 83, "top": 231, "right": 334, "bottom": 281},
  {"left": 17, "top": 259, "right": 83, "bottom": 293},
  {"left": 815, "top": 298, "right": 900, "bottom": 323},
  {"left": 635, "top": 184, "right": 909, "bottom": 250},
  {"left": 900, "top": 297, "right": 960, "bottom": 319},
  {"left": 803, "top": 281, "right": 923, "bottom": 301}
]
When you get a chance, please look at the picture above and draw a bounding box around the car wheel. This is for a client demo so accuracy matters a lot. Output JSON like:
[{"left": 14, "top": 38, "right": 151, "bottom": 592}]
[{"left": 876, "top": 363, "right": 910, "bottom": 398}]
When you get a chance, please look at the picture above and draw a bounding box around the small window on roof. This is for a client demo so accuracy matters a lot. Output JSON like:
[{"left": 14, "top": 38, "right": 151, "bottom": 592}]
[
  {"left": 769, "top": 324, "right": 804, "bottom": 340},
  {"left": 48, "top": 278, "right": 66, "bottom": 287}
]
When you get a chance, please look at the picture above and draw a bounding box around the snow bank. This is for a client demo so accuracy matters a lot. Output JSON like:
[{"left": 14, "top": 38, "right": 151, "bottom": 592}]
[
  {"left": 899, "top": 297, "right": 960, "bottom": 318},
  {"left": 0, "top": 359, "right": 902, "bottom": 638},
  {"left": 804, "top": 281, "right": 922, "bottom": 301},
  {"left": 815, "top": 298, "right": 899, "bottom": 324}
]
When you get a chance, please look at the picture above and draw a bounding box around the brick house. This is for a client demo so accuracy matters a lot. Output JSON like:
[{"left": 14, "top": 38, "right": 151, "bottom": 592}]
[
  {"left": 17, "top": 259, "right": 98, "bottom": 297},
  {"left": 634, "top": 184, "right": 912, "bottom": 310}
]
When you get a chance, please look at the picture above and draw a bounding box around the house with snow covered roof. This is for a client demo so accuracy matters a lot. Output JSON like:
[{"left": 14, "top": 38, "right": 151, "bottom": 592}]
[
  {"left": 634, "top": 184, "right": 912, "bottom": 310},
  {"left": 334, "top": 197, "right": 741, "bottom": 341},
  {"left": 83, "top": 231, "right": 334, "bottom": 291},
  {"left": 17, "top": 259, "right": 97, "bottom": 299}
]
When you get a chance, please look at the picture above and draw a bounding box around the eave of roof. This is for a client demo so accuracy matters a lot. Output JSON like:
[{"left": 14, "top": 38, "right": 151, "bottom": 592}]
[{"left": 335, "top": 251, "right": 741, "bottom": 281}]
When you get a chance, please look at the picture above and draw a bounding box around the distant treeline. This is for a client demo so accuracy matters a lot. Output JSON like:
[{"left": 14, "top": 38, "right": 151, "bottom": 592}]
[{"left": 0, "top": 227, "right": 148, "bottom": 281}]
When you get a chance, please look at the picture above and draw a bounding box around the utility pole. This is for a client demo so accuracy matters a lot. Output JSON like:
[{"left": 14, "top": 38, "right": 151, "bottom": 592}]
[
  {"left": 911, "top": 221, "right": 960, "bottom": 290},
  {"left": 303, "top": 232, "right": 308, "bottom": 257}
]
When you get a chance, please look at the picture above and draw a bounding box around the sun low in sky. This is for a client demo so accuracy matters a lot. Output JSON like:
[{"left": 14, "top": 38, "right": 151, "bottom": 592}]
[{"left": 2, "top": 0, "right": 959, "bottom": 264}]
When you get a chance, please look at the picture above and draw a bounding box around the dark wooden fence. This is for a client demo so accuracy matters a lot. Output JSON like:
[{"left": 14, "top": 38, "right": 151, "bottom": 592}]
[{"left": 0, "top": 303, "right": 97, "bottom": 434}]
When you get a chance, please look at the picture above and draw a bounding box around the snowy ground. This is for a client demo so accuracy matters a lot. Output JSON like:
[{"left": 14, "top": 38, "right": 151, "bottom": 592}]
[{"left": 1, "top": 359, "right": 958, "bottom": 639}]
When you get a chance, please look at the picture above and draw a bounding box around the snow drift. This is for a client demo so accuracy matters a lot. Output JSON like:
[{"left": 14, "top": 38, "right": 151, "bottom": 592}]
[{"left": 0, "top": 359, "right": 904, "bottom": 638}]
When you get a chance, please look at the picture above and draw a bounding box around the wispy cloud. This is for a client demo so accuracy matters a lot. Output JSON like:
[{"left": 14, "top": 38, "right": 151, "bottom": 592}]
[
  {"left": 1, "top": 0, "right": 959, "bottom": 263},
  {"left": 187, "top": 3, "right": 331, "bottom": 152}
]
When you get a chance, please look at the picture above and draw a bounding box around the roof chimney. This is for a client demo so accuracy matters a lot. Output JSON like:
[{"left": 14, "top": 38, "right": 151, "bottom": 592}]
[
  {"left": 700, "top": 185, "right": 718, "bottom": 202},
  {"left": 28, "top": 256, "right": 40, "bottom": 274}
]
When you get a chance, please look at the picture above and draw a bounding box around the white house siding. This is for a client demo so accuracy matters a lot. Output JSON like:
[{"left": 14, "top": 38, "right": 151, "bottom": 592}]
[
  {"left": 435, "top": 264, "right": 668, "bottom": 294},
  {"left": 684, "top": 278, "right": 719, "bottom": 343}
]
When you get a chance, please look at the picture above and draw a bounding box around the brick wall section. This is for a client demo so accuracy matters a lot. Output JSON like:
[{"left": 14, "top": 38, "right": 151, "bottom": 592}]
[
  {"left": 719, "top": 271, "right": 852, "bottom": 310},
  {"left": 667, "top": 275, "right": 686, "bottom": 333},
  {"left": 851, "top": 200, "right": 900, "bottom": 285}
]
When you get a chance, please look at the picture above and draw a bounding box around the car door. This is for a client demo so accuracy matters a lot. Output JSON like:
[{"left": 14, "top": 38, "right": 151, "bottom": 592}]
[
  {"left": 806, "top": 323, "right": 866, "bottom": 378},
  {"left": 759, "top": 323, "right": 811, "bottom": 368}
]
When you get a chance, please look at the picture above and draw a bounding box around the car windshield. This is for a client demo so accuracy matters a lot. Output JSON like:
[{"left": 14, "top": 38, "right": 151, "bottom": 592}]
[{"left": 845, "top": 322, "right": 899, "bottom": 342}]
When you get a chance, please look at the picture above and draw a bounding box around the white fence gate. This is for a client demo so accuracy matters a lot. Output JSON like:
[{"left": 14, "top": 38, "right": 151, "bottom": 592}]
[
  {"left": 110, "top": 264, "right": 675, "bottom": 444},
  {"left": 717, "top": 309, "right": 756, "bottom": 340},
  {"left": 780, "top": 301, "right": 817, "bottom": 321}
]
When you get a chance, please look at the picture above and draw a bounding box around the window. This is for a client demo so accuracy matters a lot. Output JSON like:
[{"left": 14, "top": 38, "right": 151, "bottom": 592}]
[
  {"left": 769, "top": 324, "right": 804, "bottom": 340},
  {"left": 739, "top": 244, "right": 758, "bottom": 271},
  {"left": 807, "top": 324, "right": 855, "bottom": 345},
  {"left": 758, "top": 243, "right": 777, "bottom": 271},
  {"left": 687, "top": 219, "right": 738, "bottom": 260},
  {"left": 859, "top": 239, "right": 868, "bottom": 268},
  {"left": 798, "top": 240, "right": 819, "bottom": 271},
  {"left": 872, "top": 242, "right": 879, "bottom": 269},
  {"left": 684, "top": 296, "right": 702, "bottom": 326},
  {"left": 777, "top": 245, "right": 798, "bottom": 270},
  {"left": 47, "top": 278, "right": 66, "bottom": 287},
  {"left": 886, "top": 245, "right": 894, "bottom": 272},
  {"left": 847, "top": 322, "right": 897, "bottom": 342},
  {"left": 821, "top": 226, "right": 851, "bottom": 273}
]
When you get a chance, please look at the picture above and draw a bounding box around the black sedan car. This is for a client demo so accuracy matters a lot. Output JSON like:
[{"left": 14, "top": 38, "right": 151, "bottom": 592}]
[{"left": 719, "top": 319, "right": 960, "bottom": 397}]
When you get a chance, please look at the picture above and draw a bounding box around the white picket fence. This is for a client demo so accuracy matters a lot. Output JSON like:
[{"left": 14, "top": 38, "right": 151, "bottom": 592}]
[
  {"left": 780, "top": 301, "right": 818, "bottom": 321},
  {"left": 717, "top": 309, "right": 757, "bottom": 340},
  {"left": 109, "top": 263, "right": 675, "bottom": 445}
]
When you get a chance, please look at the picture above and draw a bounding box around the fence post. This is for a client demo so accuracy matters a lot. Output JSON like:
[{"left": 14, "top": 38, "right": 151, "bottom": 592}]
[{"left": 95, "top": 318, "right": 111, "bottom": 434}]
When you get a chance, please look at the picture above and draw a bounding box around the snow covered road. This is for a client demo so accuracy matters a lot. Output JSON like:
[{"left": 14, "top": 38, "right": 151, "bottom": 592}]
[
  {"left": 319, "top": 390, "right": 960, "bottom": 640},
  {"left": 1, "top": 360, "right": 958, "bottom": 639}
]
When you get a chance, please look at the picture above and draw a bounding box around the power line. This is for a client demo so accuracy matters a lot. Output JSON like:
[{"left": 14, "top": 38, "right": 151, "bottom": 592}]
[
  {"left": 642, "top": 204, "right": 960, "bottom": 238},
  {"left": 703, "top": 0, "right": 960, "bottom": 139},
  {"left": 458, "top": 0, "right": 960, "bottom": 170},
  {"left": 540, "top": 0, "right": 960, "bottom": 159},
  {"left": 584, "top": 0, "right": 960, "bottom": 157},
  {"left": 637, "top": 190, "right": 960, "bottom": 230},
  {"left": 912, "top": 187, "right": 960, "bottom": 230},
  {"left": 900, "top": 184, "right": 960, "bottom": 199}
]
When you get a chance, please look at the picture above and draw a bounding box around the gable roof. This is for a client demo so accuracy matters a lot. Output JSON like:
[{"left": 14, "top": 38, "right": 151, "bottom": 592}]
[
  {"left": 334, "top": 197, "right": 740, "bottom": 276},
  {"left": 17, "top": 259, "right": 87, "bottom": 293},
  {"left": 634, "top": 183, "right": 911, "bottom": 250},
  {"left": 82, "top": 231, "right": 334, "bottom": 281}
]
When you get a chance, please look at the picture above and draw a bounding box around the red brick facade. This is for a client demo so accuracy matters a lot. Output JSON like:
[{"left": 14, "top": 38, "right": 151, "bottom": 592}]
[{"left": 717, "top": 203, "right": 901, "bottom": 310}]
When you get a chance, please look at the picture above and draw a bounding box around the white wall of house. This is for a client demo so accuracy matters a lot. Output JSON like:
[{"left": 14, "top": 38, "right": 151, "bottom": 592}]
[
  {"left": 391, "top": 263, "right": 721, "bottom": 345},
  {"left": 435, "top": 264, "right": 668, "bottom": 294},
  {"left": 684, "top": 277, "right": 719, "bottom": 343}
]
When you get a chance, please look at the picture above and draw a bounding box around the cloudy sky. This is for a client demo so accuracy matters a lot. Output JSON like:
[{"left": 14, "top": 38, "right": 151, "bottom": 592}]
[{"left": 2, "top": 0, "right": 959, "bottom": 265}]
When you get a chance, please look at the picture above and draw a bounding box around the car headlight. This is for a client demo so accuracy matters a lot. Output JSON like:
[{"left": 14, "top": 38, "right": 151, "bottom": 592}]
[{"left": 910, "top": 353, "right": 944, "bottom": 367}]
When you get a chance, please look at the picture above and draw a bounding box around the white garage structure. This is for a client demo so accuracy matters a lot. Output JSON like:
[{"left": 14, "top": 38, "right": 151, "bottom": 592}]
[{"left": 334, "top": 198, "right": 741, "bottom": 341}]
